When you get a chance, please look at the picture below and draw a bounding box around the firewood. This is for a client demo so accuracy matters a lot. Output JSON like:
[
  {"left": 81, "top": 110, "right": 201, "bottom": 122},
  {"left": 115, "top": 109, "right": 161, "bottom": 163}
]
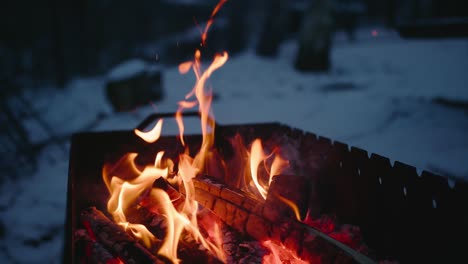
[
  {"left": 126, "top": 202, "right": 224, "bottom": 264},
  {"left": 190, "top": 175, "right": 377, "bottom": 264},
  {"left": 128, "top": 178, "right": 224, "bottom": 264},
  {"left": 80, "top": 207, "right": 166, "bottom": 264},
  {"left": 74, "top": 228, "right": 123, "bottom": 264}
]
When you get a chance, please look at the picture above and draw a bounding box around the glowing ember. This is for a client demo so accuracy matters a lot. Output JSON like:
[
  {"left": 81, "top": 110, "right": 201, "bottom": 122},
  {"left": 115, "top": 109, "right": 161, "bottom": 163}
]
[
  {"left": 262, "top": 240, "right": 308, "bottom": 264},
  {"left": 269, "top": 156, "right": 289, "bottom": 185},
  {"left": 201, "top": 0, "right": 229, "bottom": 46},
  {"left": 103, "top": 154, "right": 166, "bottom": 248}
]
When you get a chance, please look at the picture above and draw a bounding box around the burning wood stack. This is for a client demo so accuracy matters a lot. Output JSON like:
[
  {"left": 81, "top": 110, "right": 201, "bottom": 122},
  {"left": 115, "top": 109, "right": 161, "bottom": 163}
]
[
  {"left": 74, "top": 173, "right": 374, "bottom": 263},
  {"left": 70, "top": 1, "right": 386, "bottom": 263}
]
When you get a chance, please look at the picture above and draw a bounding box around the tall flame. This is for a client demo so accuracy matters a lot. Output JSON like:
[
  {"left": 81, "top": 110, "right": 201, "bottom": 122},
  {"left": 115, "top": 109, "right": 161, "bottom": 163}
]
[
  {"left": 276, "top": 194, "right": 303, "bottom": 221},
  {"left": 246, "top": 139, "right": 289, "bottom": 200},
  {"left": 103, "top": 152, "right": 168, "bottom": 248},
  {"left": 201, "top": 0, "right": 229, "bottom": 46},
  {"left": 101, "top": 0, "right": 302, "bottom": 262},
  {"left": 269, "top": 155, "right": 289, "bottom": 185},
  {"left": 262, "top": 240, "right": 308, "bottom": 264}
]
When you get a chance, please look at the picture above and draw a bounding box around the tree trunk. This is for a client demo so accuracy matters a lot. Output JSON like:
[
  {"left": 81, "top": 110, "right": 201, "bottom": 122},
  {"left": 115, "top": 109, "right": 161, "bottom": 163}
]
[
  {"left": 255, "top": 0, "right": 289, "bottom": 57},
  {"left": 295, "top": 0, "right": 334, "bottom": 72}
]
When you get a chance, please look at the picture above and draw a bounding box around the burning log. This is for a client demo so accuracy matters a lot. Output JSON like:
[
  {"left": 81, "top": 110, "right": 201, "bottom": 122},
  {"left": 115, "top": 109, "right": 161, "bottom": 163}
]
[
  {"left": 79, "top": 188, "right": 224, "bottom": 263},
  {"left": 126, "top": 205, "right": 224, "bottom": 264},
  {"left": 127, "top": 178, "right": 225, "bottom": 264},
  {"left": 74, "top": 229, "right": 123, "bottom": 264},
  {"left": 80, "top": 207, "right": 166, "bottom": 264},
  {"left": 187, "top": 175, "right": 377, "bottom": 264}
]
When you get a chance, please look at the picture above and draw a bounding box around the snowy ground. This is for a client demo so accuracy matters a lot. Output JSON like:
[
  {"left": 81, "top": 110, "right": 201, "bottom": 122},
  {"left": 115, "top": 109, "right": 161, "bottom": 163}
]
[{"left": 1, "top": 28, "right": 468, "bottom": 263}]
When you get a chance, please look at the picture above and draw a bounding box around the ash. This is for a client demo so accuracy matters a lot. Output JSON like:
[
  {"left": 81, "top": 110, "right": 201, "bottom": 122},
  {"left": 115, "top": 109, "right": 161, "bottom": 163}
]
[{"left": 221, "top": 225, "right": 266, "bottom": 264}]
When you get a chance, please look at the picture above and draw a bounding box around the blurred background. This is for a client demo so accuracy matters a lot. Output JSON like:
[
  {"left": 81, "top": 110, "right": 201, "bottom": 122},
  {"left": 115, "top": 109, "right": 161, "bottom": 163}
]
[{"left": 1, "top": 0, "right": 468, "bottom": 262}]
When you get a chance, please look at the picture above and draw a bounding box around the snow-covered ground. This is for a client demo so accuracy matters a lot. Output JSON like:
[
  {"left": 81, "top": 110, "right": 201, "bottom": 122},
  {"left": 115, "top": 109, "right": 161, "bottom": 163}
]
[{"left": 1, "top": 28, "right": 468, "bottom": 263}]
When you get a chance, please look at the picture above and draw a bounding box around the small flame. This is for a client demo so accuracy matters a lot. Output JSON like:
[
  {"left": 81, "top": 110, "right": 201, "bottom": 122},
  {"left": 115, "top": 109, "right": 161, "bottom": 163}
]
[
  {"left": 178, "top": 61, "right": 193, "bottom": 74},
  {"left": 247, "top": 139, "right": 290, "bottom": 200},
  {"left": 176, "top": 50, "right": 228, "bottom": 160},
  {"left": 134, "top": 118, "right": 163, "bottom": 143},
  {"left": 155, "top": 151, "right": 164, "bottom": 167},
  {"left": 177, "top": 154, "right": 226, "bottom": 261},
  {"left": 276, "top": 194, "right": 302, "bottom": 221},
  {"left": 105, "top": 164, "right": 167, "bottom": 248},
  {"left": 175, "top": 111, "right": 186, "bottom": 146},
  {"left": 269, "top": 155, "right": 289, "bottom": 185},
  {"left": 262, "top": 240, "right": 308, "bottom": 264},
  {"left": 201, "top": 0, "right": 229, "bottom": 46},
  {"left": 249, "top": 139, "right": 268, "bottom": 199},
  {"left": 151, "top": 188, "right": 186, "bottom": 262}
]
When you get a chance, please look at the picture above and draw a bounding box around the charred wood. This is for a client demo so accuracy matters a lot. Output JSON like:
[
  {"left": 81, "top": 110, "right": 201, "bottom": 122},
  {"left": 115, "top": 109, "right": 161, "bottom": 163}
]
[
  {"left": 80, "top": 207, "right": 165, "bottom": 264},
  {"left": 190, "top": 175, "right": 376, "bottom": 264},
  {"left": 74, "top": 228, "right": 123, "bottom": 264}
]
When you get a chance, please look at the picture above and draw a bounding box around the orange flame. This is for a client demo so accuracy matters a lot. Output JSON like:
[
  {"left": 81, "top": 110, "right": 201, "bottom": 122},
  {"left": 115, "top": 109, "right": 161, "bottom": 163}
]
[
  {"left": 249, "top": 139, "right": 268, "bottom": 199},
  {"left": 105, "top": 132, "right": 225, "bottom": 262},
  {"left": 111, "top": 2, "right": 229, "bottom": 260},
  {"left": 134, "top": 118, "right": 163, "bottom": 143},
  {"left": 150, "top": 188, "right": 187, "bottom": 262},
  {"left": 262, "top": 240, "right": 308, "bottom": 264},
  {"left": 276, "top": 194, "right": 302, "bottom": 221},
  {"left": 103, "top": 153, "right": 168, "bottom": 248},
  {"left": 101, "top": 0, "right": 298, "bottom": 262},
  {"left": 201, "top": 0, "right": 229, "bottom": 46}
]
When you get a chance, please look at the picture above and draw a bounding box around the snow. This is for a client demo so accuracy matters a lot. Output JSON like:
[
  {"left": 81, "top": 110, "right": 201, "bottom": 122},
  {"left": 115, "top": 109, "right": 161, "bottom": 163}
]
[
  {"left": 1, "top": 27, "right": 468, "bottom": 263},
  {"left": 107, "top": 59, "right": 149, "bottom": 82}
]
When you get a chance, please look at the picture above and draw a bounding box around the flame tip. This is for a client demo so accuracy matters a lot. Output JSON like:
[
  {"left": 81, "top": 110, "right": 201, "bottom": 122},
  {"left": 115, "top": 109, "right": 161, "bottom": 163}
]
[{"left": 102, "top": 1, "right": 277, "bottom": 262}]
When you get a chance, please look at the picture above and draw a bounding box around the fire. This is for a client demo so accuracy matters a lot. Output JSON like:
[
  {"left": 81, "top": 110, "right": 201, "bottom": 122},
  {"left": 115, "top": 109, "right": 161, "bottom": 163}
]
[
  {"left": 276, "top": 194, "right": 302, "bottom": 222},
  {"left": 262, "top": 240, "right": 308, "bottom": 264},
  {"left": 134, "top": 118, "right": 163, "bottom": 143},
  {"left": 201, "top": 0, "right": 229, "bottom": 46},
  {"left": 101, "top": 0, "right": 303, "bottom": 262},
  {"left": 102, "top": 1, "right": 230, "bottom": 261}
]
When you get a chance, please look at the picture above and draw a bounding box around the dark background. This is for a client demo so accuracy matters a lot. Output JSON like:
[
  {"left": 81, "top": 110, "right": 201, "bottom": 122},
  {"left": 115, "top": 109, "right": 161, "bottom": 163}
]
[
  {"left": 1, "top": 0, "right": 468, "bottom": 263},
  {"left": 1, "top": 0, "right": 467, "bottom": 88}
]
